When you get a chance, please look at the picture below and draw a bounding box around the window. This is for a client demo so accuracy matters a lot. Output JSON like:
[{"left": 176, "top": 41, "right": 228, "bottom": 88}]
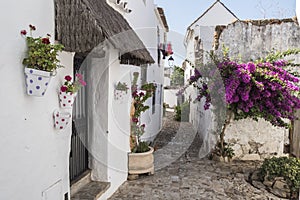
[
  {"left": 152, "top": 87, "right": 156, "bottom": 114},
  {"left": 141, "top": 65, "right": 147, "bottom": 85}
]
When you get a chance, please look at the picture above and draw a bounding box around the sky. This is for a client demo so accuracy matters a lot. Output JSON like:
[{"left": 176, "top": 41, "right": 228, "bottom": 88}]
[
  {"left": 154, "top": 0, "right": 296, "bottom": 34},
  {"left": 153, "top": 0, "right": 296, "bottom": 65}
]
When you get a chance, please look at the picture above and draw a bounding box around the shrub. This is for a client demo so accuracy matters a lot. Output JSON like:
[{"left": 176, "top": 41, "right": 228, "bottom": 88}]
[
  {"left": 259, "top": 156, "right": 300, "bottom": 192},
  {"left": 174, "top": 101, "right": 190, "bottom": 121}
]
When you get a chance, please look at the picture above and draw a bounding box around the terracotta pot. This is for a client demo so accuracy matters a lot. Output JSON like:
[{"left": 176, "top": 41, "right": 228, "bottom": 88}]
[{"left": 128, "top": 147, "right": 154, "bottom": 175}]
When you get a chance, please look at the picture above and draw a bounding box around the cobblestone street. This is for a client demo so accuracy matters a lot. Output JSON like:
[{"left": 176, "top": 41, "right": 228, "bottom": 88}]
[{"left": 109, "top": 112, "right": 284, "bottom": 200}]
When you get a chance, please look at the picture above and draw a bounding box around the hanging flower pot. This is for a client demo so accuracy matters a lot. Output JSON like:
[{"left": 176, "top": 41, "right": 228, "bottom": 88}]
[
  {"left": 21, "top": 24, "right": 64, "bottom": 97},
  {"left": 59, "top": 91, "right": 76, "bottom": 109},
  {"left": 53, "top": 110, "right": 71, "bottom": 130},
  {"left": 114, "top": 82, "right": 129, "bottom": 103},
  {"left": 24, "top": 67, "right": 52, "bottom": 96},
  {"left": 59, "top": 74, "right": 86, "bottom": 109},
  {"left": 114, "top": 89, "right": 127, "bottom": 102}
]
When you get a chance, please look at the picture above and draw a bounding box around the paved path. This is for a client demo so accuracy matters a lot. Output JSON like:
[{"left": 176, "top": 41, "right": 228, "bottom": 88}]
[{"left": 109, "top": 112, "right": 284, "bottom": 200}]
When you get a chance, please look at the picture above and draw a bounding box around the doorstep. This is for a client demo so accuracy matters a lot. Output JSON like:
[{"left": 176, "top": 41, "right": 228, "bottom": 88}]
[{"left": 70, "top": 171, "right": 110, "bottom": 200}]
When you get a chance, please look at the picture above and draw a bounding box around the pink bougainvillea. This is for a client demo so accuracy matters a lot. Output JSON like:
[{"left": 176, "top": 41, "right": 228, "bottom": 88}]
[{"left": 185, "top": 50, "right": 300, "bottom": 128}]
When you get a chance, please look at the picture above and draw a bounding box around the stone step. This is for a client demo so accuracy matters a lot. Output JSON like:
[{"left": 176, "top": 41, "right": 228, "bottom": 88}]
[{"left": 71, "top": 181, "right": 110, "bottom": 200}]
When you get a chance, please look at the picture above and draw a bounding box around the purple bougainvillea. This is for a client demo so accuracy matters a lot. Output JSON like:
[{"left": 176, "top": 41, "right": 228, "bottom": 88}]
[{"left": 185, "top": 50, "right": 300, "bottom": 128}]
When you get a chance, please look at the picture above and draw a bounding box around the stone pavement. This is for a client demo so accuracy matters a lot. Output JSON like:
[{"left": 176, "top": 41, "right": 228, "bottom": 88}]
[{"left": 109, "top": 112, "right": 284, "bottom": 200}]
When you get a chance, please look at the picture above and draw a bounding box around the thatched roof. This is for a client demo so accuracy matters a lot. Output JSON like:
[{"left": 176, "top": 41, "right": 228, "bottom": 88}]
[
  {"left": 55, "top": 0, "right": 154, "bottom": 65},
  {"left": 157, "top": 7, "right": 169, "bottom": 32}
]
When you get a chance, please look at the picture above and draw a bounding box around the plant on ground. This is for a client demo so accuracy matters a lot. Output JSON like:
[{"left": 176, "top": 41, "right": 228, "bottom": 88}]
[
  {"left": 259, "top": 156, "right": 300, "bottom": 194},
  {"left": 174, "top": 100, "right": 190, "bottom": 121},
  {"left": 131, "top": 72, "right": 156, "bottom": 153}
]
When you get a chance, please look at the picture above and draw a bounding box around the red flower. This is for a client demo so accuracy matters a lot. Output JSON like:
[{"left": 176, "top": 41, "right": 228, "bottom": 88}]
[
  {"left": 139, "top": 92, "right": 145, "bottom": 96},
  {"left": 20, "top": 30, "right": 27, "bottom": 35},
  {"left": 60, "top": 86, "right": 67, "bottom": 92},
  {"left": 132, "top": 117, "right": 139, "bottom": 123},
  {"left": 42, "top": 37, "right": 50, "bottom": 44},
  {"left": 29, "top": 24, "right": 36, "bottom": 31},
  {"left": 141, "top": 124, "right": 145, "bottom": 128},
  {"left": 65, "top": 75, "right": 72, "bottom": 81}
]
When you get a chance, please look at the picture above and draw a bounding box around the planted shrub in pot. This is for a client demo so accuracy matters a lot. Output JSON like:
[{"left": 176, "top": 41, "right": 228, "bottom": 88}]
[
  {"left": 21, "top": 24, "right": 64, "bottom": 96},
  {"left": 128, "top": 72, "right": 156, "bottom": 176}
]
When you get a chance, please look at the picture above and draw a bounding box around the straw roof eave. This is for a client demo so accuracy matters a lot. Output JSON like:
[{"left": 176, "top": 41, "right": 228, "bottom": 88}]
[{"left": 55, "top": 0, "right": 154, "bottom": 65}]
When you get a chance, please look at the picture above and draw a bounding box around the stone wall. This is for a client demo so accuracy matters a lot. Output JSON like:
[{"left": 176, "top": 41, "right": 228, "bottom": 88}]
[{"left": 216, "top": 19, "right": 300, "bottom": 160}]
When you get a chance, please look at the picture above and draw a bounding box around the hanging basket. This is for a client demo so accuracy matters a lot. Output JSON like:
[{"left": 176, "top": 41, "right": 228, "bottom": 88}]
[
  {"left": 59, "top": 91, "right": 76, "bottom": 109},
  {"left": 24, "top": 67, "right": 52, "bottom": 96},
  {"left": 53, "top": 110, "right": 71, "bottom": 130}
]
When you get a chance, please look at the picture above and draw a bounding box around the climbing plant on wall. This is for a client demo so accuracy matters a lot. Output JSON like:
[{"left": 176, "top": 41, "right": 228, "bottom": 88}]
[{"left": 181, "top": 48, "right": 300, "bottom": 158}]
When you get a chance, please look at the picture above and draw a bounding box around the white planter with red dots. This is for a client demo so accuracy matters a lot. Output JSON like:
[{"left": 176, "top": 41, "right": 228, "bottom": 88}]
[
  {"left": 114, "top": 89, "right": 127, "bottom": 102},
  {"left": 24, "top": 68, "right": 52, "bottom": 96},
  {"left": 59, "top": 91, "right": 76, "bottom": 108},
  {"left": 53, "top": 110, "right": 71, "bottom": 130}
]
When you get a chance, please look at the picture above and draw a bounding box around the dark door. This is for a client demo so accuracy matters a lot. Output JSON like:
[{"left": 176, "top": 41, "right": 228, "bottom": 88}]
[{"left": 69, "top": 55, "right": 89, "bottom": 183}]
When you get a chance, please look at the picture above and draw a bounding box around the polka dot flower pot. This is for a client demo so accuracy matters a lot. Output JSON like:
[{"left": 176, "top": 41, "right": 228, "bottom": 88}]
[
  {"left": 53, "top": 110, "right": 71, "bottom": 130},
  {"left": 114, "top": 89, "right": 127, "bottom": 102},
  {"left": 59, "top": 91, "right": 76, "bottom": 109},
  {"left": 24, "top": 68, "right": 51, "bottom": 96}
]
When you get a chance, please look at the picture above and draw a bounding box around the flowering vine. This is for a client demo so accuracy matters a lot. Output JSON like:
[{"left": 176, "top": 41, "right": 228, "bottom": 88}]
[{"left": 181, "top": 48, "right": 300, "bottom": 158}]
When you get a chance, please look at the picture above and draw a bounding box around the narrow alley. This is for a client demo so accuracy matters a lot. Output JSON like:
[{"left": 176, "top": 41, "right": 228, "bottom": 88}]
[{"left": 109, "top": 112, "right": 283, "bottom": 200}]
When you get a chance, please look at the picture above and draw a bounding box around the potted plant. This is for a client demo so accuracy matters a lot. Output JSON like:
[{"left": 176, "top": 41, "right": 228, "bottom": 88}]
[
  {"left": 59, "top": 74, "right": 86, "bottom": 108},
  {"left": 21, "top": 24, "right": 64, "bottom": 96},
  {"left": 114, "top": 81, "right": 129, "bottom": 101},
  {"left": 128, "top": 72, "right": 156, "bottom": 177}
]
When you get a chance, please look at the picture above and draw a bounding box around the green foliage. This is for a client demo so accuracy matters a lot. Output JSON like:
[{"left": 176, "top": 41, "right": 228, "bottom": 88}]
[
  {"left": 171, "top": 66, "right": 184, "bottom": 86},
  {"left": 174, "top": 101, "right": 190, "bottom": 121},
  {"left": 259, "top": 156, "right": 300, "bottom": 192},
  {"left": 132, "top": 141, "right": 150, "bottom": 153},
  {"left": 211, "top": 141, "right": 235, "bottom": 159},
  {"left": 116, "top": 82, "right": 129, "bottom": 93},
  {"left": 257, "top": 49, "right": 300, "bottom": 64},
  {"left": 131, "top": 72, "right": 156, "bottom": 152},
  {"left": 22, "top": 26, "right": 64, "bottom": 72}
]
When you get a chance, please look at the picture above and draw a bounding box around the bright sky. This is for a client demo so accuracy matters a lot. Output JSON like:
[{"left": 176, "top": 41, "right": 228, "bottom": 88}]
[
  {"left": 154, "top": 0, "right": 296, "bottom": 65},
  {"left": 154, "top": 0, "right": 296, "bottom": 34}
]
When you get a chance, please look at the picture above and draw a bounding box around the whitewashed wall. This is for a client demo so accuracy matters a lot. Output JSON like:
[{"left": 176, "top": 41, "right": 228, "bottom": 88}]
[
  {"left": 215, "top": 20, "right": 300, "bottom": 159},
  {"left": 124, "top": 0, "right": 166, "bottom": 141},
  {"left": 163, "top": 89, "right": 178, "bottom": 108},
  {"left": 184, "top": 2, "right": 237, "bottom": 137},
  {"left": 0, "top": 0, "right": 73, "bottom": 199},
  {"left": 87, "top": 46, "right": 133, "bottom": 200}
]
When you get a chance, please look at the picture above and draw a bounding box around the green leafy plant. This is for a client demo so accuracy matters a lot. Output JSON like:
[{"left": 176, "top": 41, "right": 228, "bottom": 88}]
[
  {"left": 174, "top": 100, "right": 190, "bottom": 121},
  {"left": 171, "top": 66, "right": 184, "bottom": 86},
  {"left": 259, "top": 156, "right": 300, "bottom": 193},
  {"left": 21, "top": 24, "right": 64, "bottom": 73},
  {"left": 211, "top": 141, "right": 235, "bottom": 160},
  {"left": 180, "top": 48, "right": 300, "bottom": 160},
  {"left": 115, "top": 82, "right": 129, "bottom": 93}
]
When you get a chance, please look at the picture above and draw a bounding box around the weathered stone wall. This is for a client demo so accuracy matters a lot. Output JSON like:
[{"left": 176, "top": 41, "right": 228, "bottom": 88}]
[
  {"left": 216, "top": 19, "right": 300, "bottom": 160},
  {"left": 217, "top": 19, "right": 300, "bottom": 61}
]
